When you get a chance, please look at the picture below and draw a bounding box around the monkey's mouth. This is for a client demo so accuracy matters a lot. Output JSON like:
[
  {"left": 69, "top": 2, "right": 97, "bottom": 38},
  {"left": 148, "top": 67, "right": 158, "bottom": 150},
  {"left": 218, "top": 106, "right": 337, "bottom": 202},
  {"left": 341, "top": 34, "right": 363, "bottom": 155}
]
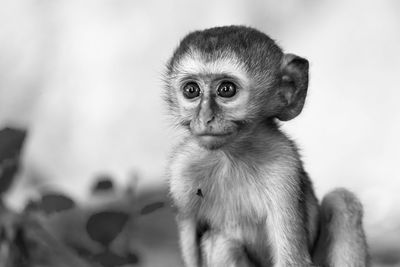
[
  {"left": 195, "top": 132, "right": 235, "bottom": 149},
  {"left": 195, "top": 131, "right": 234, "bottom": 140},
  {"left": 197, "top": 132, "right": 232, "bottom": 137}
]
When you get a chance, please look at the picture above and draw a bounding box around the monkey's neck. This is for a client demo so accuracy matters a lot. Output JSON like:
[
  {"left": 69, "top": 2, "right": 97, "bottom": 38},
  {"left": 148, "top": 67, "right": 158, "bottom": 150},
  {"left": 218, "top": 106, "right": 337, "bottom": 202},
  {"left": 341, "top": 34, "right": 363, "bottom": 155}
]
[{"left": 218, "top": 119, "right": 300, "bottom": 165}]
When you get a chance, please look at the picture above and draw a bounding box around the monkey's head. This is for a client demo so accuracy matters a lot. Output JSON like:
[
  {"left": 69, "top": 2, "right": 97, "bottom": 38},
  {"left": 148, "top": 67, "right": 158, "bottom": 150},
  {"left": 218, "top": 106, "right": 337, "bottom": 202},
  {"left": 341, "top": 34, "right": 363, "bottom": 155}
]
[{"left": 164, "top": 26, "right": 309, "bottom": 150}]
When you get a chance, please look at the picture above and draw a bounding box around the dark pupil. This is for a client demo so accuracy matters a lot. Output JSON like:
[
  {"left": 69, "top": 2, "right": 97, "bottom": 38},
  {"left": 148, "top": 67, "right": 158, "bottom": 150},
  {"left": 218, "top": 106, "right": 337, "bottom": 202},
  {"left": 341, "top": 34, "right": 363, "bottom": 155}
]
[
  {"left": 218, "top": 82, "right": 236, "bottom": 98},
  {"left": 183, "top": 83, "right": 200, "bottom": 99}
]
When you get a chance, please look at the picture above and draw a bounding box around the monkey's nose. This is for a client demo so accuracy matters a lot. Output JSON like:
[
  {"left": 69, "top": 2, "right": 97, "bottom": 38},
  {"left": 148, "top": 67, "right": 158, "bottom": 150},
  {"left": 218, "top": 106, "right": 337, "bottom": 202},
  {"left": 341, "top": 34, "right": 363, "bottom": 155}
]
[
  {"left": 199, "top": 115, "right": 215, "bottom": 127},
  {"left": 194, "top": 114, "right": 215, "bottom": 134},
  {"left": 199, "top": 107, "right": 214, "bottom": 125}
]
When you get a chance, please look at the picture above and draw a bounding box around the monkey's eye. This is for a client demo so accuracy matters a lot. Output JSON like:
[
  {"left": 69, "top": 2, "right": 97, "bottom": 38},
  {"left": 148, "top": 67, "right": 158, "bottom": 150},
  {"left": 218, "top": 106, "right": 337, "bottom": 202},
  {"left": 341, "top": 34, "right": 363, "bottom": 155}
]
[
  {"left": 183, "top": 82, "right": 201, "bottom": 99},
  {"left": 217, "top": 82, "right": 237, "bottom": 98}
]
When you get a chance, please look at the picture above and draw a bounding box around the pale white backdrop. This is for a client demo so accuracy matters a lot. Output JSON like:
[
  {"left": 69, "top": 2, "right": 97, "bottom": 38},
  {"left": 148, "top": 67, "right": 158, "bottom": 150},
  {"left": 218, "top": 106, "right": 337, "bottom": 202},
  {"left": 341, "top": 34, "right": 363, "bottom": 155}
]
[{"left": 0, "top": 0, "right": 399, "bottom": 252}]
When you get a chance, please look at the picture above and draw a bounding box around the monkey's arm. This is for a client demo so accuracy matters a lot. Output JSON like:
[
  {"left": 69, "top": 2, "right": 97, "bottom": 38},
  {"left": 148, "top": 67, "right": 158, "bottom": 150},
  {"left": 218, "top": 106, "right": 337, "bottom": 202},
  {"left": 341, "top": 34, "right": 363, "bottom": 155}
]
[
  {"left": 177, "top": 216, "right": 200, "bottom": 267},
  {"left": 266, "top": 194, "right": 314, "bottom": 266}
]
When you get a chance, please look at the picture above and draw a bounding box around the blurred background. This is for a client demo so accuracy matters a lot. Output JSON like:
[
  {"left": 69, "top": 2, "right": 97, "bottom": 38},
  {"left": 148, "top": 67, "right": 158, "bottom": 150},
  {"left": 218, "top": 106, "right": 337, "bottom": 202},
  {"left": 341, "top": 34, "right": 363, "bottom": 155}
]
[{"left": 0, "top": 0, "right": 399, "bottom": 266}]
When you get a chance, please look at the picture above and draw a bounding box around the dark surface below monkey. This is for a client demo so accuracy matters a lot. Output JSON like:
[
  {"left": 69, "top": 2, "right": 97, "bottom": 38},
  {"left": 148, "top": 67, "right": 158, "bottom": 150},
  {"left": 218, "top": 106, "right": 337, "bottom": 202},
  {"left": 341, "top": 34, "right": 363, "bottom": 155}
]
[{"left": 164, "top": 26, "right": 369, "bottom": 267}]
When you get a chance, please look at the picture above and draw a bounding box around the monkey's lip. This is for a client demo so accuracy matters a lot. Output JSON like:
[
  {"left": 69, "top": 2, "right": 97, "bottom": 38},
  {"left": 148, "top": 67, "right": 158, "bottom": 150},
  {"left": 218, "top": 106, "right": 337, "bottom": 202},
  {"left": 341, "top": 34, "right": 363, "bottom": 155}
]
[
  {"left": 195, "top": 132, "right": 234, "bottom": 144},
  {"left": 196, "top": 132, "right": 232, "bottom": 137}
]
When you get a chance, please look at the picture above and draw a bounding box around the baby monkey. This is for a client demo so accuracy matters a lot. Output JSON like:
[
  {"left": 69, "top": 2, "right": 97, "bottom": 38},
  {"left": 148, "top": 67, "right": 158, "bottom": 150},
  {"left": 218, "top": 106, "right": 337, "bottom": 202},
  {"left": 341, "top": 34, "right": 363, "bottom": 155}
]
[{"left": 164, "top": 26, "right": 368, "bottom": 266}]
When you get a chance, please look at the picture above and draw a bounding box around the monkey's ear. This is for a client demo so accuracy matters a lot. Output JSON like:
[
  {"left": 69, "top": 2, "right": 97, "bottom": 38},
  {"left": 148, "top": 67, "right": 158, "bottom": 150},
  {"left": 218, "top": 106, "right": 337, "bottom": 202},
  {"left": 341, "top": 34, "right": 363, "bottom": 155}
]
[{"left": 276, "top": 54, "right": 309, "bottom": 121}]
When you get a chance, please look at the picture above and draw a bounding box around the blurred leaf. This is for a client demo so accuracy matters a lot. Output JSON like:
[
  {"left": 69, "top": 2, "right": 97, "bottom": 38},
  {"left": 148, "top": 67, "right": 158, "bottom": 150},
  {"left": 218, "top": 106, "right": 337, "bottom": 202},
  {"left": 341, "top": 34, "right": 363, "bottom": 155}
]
[
  {"left": 40, "top": 193, "right": 76, "bottom": 214},
  {"left": 92, "top": 250, "right": 139, "bottom": 267},
  {"left": 0, "top": 160, "right": 19, "bottom": 195},
  {"left": 92, "top": 176, "right": 114, "bottom": 193},
  {"left": 86, "top": 211, "right": 129, "bottom": 247},
  {"left": 0, "top": 127, "right": 27, "bottom": 195},
  {"left": 24, "top": 200, "right": 41, "bottom": 212},
  {"left": 14, "top": 227, "right": 30, "bottom": 260},
  {"left": 140, "top": 201, "right": 164, "bottom": 215},
  {"left": 0, "top": 127, "right": 26, "bottom": 162},
  {"left": 126, "top": 252, "right": 140, "bottom": 265}
]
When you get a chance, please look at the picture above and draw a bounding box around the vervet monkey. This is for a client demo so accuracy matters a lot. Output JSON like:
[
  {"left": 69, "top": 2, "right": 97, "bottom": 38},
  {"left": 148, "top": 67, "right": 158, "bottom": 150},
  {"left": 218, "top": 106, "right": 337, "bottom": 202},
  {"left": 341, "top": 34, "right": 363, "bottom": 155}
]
[{"left": 164, "top": 26, "right": 368, "bottom": 267}]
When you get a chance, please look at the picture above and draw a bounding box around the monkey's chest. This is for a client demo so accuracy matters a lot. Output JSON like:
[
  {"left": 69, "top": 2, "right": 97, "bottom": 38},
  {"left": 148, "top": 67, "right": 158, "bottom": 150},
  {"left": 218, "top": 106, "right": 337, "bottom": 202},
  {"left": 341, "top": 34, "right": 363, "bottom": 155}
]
[
  {"left": 192, "top": 174, "right": 272, "bottom": 261},
  {"left": 170, "top": 152, "right": 273, "bottom": 262},
  {"left": 187, "top": 170, "right": 269, "bottom": 241}
]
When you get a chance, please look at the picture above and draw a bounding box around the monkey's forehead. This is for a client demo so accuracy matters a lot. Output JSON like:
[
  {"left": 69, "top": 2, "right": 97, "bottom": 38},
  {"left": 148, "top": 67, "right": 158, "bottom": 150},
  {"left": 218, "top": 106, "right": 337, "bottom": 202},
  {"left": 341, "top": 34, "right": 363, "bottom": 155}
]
[{"left": 168, "top": 49, "right": 250, "bottom": 83}]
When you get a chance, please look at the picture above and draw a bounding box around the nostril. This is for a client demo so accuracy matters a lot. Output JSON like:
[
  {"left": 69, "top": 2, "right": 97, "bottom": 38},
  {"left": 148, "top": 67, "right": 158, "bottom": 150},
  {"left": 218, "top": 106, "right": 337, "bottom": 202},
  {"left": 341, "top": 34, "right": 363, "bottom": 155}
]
[{"left": 206, "top": 116, "right": 215, "bottom": 124}]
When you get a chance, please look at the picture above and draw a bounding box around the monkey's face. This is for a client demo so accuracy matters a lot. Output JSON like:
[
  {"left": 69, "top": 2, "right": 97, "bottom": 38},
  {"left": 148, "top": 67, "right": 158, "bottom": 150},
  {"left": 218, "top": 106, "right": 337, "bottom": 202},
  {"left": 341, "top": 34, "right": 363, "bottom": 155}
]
[
  {"left": 165, "top": 26, "right": 309, "bottom": 150},
  {"left": 166, "top": 52, "right": 255, "bottom": 150}
]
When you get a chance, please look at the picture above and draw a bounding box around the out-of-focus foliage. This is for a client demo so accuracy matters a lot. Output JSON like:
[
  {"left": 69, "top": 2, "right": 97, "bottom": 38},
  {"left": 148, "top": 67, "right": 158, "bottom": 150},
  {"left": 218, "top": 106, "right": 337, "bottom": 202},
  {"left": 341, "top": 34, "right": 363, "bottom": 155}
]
[
  {"left": 0, "top": 127, "right": 180, "bottom": 267},
  {"left": 1, "top": 184, "right": 177, "bottom": 267}
]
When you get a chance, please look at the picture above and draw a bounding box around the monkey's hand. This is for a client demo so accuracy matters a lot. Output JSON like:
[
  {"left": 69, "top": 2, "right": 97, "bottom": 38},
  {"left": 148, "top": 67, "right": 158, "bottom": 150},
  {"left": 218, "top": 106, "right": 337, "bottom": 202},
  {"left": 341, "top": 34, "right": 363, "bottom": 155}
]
[{"left": 201, "top": 232, "right": 255, "bottom": 267}]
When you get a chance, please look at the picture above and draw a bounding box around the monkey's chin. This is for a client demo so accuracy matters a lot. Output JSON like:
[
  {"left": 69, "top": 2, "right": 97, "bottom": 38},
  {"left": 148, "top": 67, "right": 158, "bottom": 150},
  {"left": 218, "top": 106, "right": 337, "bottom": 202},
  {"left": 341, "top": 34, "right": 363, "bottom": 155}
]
[{"left": 195, "top": 134, "right": 233, "bottom": 150}]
